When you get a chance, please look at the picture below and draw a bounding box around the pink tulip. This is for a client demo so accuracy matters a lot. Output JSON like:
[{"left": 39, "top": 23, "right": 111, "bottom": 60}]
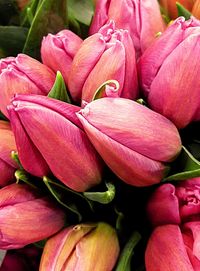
[
  {"left": 77, "top": 97, "right": 182, "bottom": 187},
  {"left": 138, "top": 17, "right": 200, "bottom": 129},
  {"left": 41, "top": 30, "right": 83, "bottom": 85},
  {"left": 68, "top": 21, "right": 138, "bottom": 104},
  {"left": 145, "top": 225, "right": 195, "bottom": 271},
  {"left": 39, "top": 222, "right": 120, "bottom": 271},
  {"left": 0, "top": 54, "right": 55, "bottom": 118},
  {"left": 89, "top": 0, "right": 165, "bottom": 58},
  {"left": 147, "top": 178, "right": 200, "bottom": 227},
  {"left": 7, "top": 94, "right": 103, "bottom": 192},
  {"left": 0, "top": 120, "right": 18, "bottom": 187},
  {"left": 0, "top": 183, "right": 65, "bottom": 249}
]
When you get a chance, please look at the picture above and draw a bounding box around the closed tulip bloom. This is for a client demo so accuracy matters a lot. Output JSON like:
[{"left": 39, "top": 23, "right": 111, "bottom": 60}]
[
  {"left": 147, "top": 178, "right": 200, "bottom": 227},
  {"left": 7, "top": 94, "right": 103, "bottom": 192},
  {"left": 145, "top": 225, "right": 195, "bottom": 271},
  {"left": 0, "top": 183, "right": 65, "bottom": 249},
  {"left": 160, "top": 0, "right": 195, "bottom": 19},
  {"left": 39, "top": 222, "right": 120, "bottom": 271},
  {"left": 0, "top": 120, "right": 18, "bottom": 187},
  {"left": 41, "top": 30, "right": 83, "bottom": 85},
  {"left": 77, "top": 97, "right": 182, "bottom": 187},
  {"left": 138, "top": 17, "right": 200, "bottom": 129},
  {"left": 89, "top": 0, "right": 165, "bottom": 58},
  {"left": 0, "top": 54, "right": 55, "bottom": 118},
  {"left": 68, "top": 20, "right": 138, "bottom": 104}
]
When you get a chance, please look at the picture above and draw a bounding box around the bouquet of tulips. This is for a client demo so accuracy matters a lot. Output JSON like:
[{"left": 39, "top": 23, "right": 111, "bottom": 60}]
[{"left": 1, "top": 0, "right": 200, "bottom": 270}]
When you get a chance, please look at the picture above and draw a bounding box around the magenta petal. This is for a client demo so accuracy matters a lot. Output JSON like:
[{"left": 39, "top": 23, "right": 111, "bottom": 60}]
[
  {"left": 138, "top": 17, "right": 188, "bottom": 95},
  {"left": 147, "top": 183, "right": 181, "bottom": 227},
  {"left": 77, "top": 112, "right": 166, "bottom": 186},
  {"left": 0, "top": 69, "right": 42, "bottom": 117},
  {"left": 10, "top": 98, "right": 102, "bottom": 192},
  {"left": 183, "top": 222, "right": 200, "bottom": 261},
  {"left": 68, "top": 34, "right": 106, "bottom": 102},
  {"left": 81, "top": 41, "right": 125, "bottom": 103},
  {"left": 148, "top": 33, "right": 200, "bottom": 128},
  {"left": 89, "top": 0, "right": 109, "bottom": 35},
  {"left": 145, "top": 225, "right": 194, "bottom": 271},
  {"left": 41, "top": 30, "right": 82, "bottom": 84},
  {"left": 79, "top": 98, "right": 181, "bottom": 162},
  {"left": 16, "top": 54, "right": 55, "bottom": 94},
  {"left": 8, "top": 104, "right": 50, "bottom": 177}
]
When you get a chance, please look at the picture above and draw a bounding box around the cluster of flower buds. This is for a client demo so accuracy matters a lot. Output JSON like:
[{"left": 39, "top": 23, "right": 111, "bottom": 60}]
[{"left": 1, "top": 0, "right": 200, "bottom": 270}]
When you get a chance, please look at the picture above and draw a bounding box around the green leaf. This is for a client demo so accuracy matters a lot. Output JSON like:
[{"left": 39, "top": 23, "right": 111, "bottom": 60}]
[
  {"left": 68, "top": 0, "right": 94, "bottom": 26},
  {"left": 164, "top": 146, "right": 200, "bottom": 182},
  {"left": 20, "top": 0, "right": 41, "bottom": 26},
  {"left": 43, "top": 176, "right": 82, "bottom": 221},
  {"left": 23, "top": 0, "right": 68, "bottom": 59},
  {"left": 176, "top": 2, "right": 191, "bottom": 20},
  {"left": 115, "top": 231, "right": 141, "bottom": 271},
  {"left": 0, "top": 26, "right": 28, "bottom": 57},
  {"left": 83, "top": 182, "right": 115, "bottom": 204},
  {"left": 92, "top": 80, "right": 120, "bottom": 101},
  {"left": 48, "top": 71, "right": 71, "bottom": 103}
]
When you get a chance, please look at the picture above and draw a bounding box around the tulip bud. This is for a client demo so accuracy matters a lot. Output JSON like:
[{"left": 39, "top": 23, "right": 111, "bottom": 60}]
[
  {"left": 0, "top": 183, "right": 66, "bottom": 249},
  {"left": 160, "top": 0, "right": 195, "bottom": 19},
  {"left": 0, "top": 120, "right": 18, "bottom": 187},
  {"left": 68, "top": 20, "right": 138, "bottom": 104},
  {"left": 40, "top": 222, "right": 120, "bottom": 271},
  {"left": 7, "top": 94, "right": 103, "bottom": 192},
  {"left": 77, "top": 97, "right": 182, "bottom": 187},
  {"left": 89, "top": 0, "right": 165, "bottom": 58},
  {"left": 139, "top": 17, "right": 200, "bottom": 129},
  {"left": 41, "top": 30, "right": 83, "bottom": 85},
  {"left": 0, "top": 54, "right": 55, "bottom": 118},
  {"left": 145, "top": 225, "right": 195, "bottom": 271},
  {"left": 147, "top": 177, "right": 200, "bottom": 227}
]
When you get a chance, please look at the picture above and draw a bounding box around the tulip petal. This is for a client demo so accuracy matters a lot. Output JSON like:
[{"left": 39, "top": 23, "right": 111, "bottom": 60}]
[
  {"left": 183, "top": 222, "right": 200, "bottom": 261},
  {"left": 77, "top": 112, "right": 166, "bottom": 186},
  {"left": 0, "top": 198, "right": 65, "bottom": 249},
  {"left": 79, "top": 98, "right": 181, "bottom": 162},
  {"left": 0, "top": 183, "right": 40, "bottom": 208},
  {"left": 82, "top": 41, "right": 125, "bottom": 103},
  {"left": 8, "top": 104, "right": 50, "bottom": 177},
  {"left": 11, "top": 94, "right": 82, "bottom": 129},
  {"left": 40, "top": 225, "right": 93, "bottom": 270},
  {"left": 145, "top": 225, "right": 194, "bottom": 271},
  {"left": 148, "top": 33, "right": 200, "bottom": 128},
  {"left": 139, "top": 17, "right": 188, "bottom": 95},
  {"left": 118, "top": 30, "right": 138, "bottom": 99},
  {"left": 68, "top": 34, "right": 106, "bottom": 102},
  {"left": 0, "top": 69, "right": 42, "bottom": 117},
  {"left": 139, "top": 0, "right": 165, "bottom": 53},
  {"left": 10, "top": 98, "right": 102, "bottom": 191},
  {"left": 89, "top": 0, "right": 110, "bottom": 35},
  {"left": 147, "top": 184, "right": 181, "bottom": 226},
  {"left": 16, "top": 54, "right": 55, "bottom": 94},
  {"left": 74, "top": 223, "right": 120, "bottom": 271},
  {"left": 0, "top": 159, "right": 15, "bottom": 187},
  {"left": 41, "top": 30, "right": 82, "bottom": 84}
]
